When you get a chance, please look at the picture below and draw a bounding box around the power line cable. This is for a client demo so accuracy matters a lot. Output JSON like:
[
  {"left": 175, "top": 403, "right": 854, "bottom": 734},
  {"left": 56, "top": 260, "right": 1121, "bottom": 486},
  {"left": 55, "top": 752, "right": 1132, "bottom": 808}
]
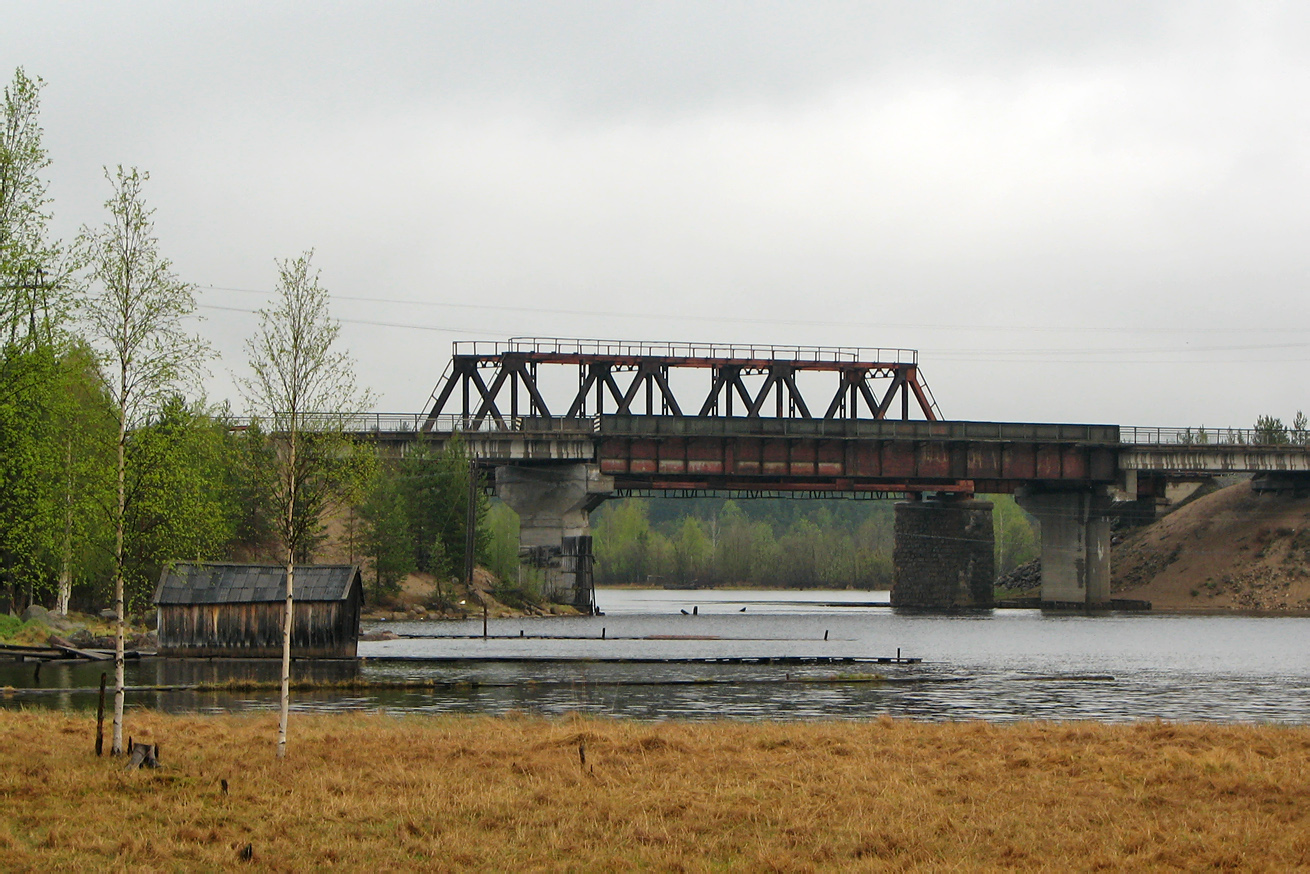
[
  {"left": 196, "top": 284, "right": 1310, "bottom": 338},
  {"left": 196, "top": 302, "right": 1310, "bottom": 365}
]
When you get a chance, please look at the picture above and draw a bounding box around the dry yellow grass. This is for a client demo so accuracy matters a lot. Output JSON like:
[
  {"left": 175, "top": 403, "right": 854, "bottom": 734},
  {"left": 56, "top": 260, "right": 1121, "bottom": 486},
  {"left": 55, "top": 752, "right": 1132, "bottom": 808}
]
[{"left": 0, "top": 711, "right": 1307, "bottom": 871}]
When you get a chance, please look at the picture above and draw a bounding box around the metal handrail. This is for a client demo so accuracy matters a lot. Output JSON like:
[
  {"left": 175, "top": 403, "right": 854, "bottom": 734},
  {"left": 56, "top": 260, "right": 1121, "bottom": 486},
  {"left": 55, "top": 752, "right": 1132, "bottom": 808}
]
[
  {"left": 450, "top": 337, "right": 919, "bottom": 365},
  {"left": 1121, "top": 426, "right": 1310, "bottom": 447},
  {"left": 231, "top": 414, "right": 598, "bottom": 434},
  {"left": 233, "top": 414, "right": 1310, "bottom": 447},
  {"left": 232, "top": 413, "right": 429, "bottom": 432}
]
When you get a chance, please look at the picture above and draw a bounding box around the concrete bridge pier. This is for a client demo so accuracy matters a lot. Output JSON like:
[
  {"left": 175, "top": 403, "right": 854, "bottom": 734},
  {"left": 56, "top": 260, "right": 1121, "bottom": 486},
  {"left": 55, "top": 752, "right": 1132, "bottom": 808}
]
[
  {"left": 1014, "top": 487, "right": 1113, "bottom": 606},
  {"left": 494, "top": 464, "right": 613, "bottom": 612},
  {"left": 891, "top": 495, "right": 995, "bottom": 608}
]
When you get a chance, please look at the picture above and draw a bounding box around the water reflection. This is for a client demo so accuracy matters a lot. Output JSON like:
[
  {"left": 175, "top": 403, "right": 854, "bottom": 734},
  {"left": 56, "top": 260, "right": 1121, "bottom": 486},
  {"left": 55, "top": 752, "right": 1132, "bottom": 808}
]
[{"left": 3, "top": 589, "right": 1308, "bottom": 723}]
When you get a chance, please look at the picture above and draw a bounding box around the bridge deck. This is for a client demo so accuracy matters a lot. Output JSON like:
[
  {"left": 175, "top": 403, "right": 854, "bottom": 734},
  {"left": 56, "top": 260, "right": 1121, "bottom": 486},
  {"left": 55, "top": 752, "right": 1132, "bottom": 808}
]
[{"left": 355, "top": 414, "right": 1310, "bottom": 493}]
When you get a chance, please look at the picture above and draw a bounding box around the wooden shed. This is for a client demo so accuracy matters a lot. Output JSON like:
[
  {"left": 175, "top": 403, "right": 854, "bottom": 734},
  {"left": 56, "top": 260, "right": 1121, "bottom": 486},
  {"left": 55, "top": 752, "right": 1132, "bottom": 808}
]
[{"left": 154, "top": 563, "right": 364, "bottom": 658}]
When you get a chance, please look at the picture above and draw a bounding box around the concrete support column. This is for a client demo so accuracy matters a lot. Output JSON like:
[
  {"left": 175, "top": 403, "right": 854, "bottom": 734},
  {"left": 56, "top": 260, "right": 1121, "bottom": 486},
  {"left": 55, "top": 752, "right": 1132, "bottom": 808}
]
[
  {"left": 1014, "top": 488, "right": 1112, "bottom": 606},
  {"left": 891, "top": 496, "right": 995, "bottom": 608},
  {"left": 495, "top": 464, "right": 612, "bottom": 611}
]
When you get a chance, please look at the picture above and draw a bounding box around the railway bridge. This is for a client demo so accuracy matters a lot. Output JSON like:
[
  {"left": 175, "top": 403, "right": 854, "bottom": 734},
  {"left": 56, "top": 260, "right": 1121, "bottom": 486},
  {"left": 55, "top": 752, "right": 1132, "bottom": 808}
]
[{"left": 360, "top": 339, "right": 1310, "bottom": 611}]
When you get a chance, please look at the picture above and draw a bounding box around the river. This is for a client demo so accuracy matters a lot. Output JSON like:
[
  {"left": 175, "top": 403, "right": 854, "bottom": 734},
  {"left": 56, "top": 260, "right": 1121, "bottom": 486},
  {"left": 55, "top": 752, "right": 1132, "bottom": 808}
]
[{"left": 3, "top": 588, "right": 1308, "bottom": 723}]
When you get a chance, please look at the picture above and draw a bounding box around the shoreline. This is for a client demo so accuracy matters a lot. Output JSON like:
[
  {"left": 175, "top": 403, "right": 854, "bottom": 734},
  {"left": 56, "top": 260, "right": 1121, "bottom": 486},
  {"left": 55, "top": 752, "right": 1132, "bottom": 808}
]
[{"left": 360, "top": 592, "right": 1310, "bottom": 621}]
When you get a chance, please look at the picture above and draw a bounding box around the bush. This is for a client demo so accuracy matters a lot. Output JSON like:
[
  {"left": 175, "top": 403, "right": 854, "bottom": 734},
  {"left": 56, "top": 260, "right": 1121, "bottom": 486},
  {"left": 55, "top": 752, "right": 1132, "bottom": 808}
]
[
  {"left": 493, "top": 568, "right": 544, "bottom": 610},
  {"left": 0, "top": 614, "right": 33, "bottom": 640}
]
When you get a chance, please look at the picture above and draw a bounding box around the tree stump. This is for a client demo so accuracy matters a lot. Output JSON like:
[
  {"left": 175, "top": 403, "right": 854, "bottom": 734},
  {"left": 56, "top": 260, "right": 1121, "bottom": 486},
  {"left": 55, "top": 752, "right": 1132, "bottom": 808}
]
[{"left": 124, "top": 737, "right": 160, "bottom": 770}]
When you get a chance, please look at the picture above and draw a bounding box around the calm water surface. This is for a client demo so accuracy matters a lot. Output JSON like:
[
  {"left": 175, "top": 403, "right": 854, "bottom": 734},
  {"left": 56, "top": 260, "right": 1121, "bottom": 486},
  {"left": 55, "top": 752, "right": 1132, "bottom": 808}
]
[{"left": 4, "top": 588, "right": 1307, "bottom": 723}]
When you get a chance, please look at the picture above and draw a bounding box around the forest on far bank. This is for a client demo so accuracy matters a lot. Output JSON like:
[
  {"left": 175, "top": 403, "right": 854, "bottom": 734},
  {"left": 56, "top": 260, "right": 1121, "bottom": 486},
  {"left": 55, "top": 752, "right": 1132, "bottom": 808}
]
[{"left": 590, "top": 495, "right": 1039, "bottom": 590}]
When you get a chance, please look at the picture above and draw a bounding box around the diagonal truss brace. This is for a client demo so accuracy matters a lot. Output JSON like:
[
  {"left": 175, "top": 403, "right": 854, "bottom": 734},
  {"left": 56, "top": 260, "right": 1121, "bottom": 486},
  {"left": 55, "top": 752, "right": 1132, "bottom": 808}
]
[{"left": 424, "top": 342, "right": 941, "bottom": 426}]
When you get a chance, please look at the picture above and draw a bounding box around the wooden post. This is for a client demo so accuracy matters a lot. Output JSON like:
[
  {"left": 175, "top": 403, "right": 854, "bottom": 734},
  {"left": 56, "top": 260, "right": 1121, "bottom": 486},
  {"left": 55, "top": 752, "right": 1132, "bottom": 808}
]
[{"left": 95, "top": 672, "right": 107, "bottom": 757}]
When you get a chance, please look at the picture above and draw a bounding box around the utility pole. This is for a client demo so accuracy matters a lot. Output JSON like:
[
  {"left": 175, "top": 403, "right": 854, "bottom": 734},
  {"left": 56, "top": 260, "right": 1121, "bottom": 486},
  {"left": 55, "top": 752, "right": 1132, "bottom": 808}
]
[{"left": 464, "top": 461, "right": 478, "bottom": 589}]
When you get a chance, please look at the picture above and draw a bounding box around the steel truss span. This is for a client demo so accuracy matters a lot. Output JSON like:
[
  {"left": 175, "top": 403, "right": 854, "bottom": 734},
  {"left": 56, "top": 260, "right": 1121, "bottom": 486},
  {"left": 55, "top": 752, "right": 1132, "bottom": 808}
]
[{"left": 423, "top": 337, "right": 943, "bottom": 429}]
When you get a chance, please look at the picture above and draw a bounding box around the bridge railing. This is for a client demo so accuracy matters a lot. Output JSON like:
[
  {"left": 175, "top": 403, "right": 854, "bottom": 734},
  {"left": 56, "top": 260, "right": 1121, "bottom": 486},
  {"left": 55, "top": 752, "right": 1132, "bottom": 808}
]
[
  {"left": 452, "top": 337, "right": 920, "bottom": 365},
  {"left": 598, "top": 415, "right": 1121, "bottom": 443},
  {"left": 227, "top": 413, "right": 433, "bottom": 433},
  {"left": 1122, "top": 426, "right": 1310, "bottom": 447},
  {"left": 231, "top": 414, "right": 602, "bottom": 434},
  {"left": 419, "top": 415, "right": 599, "bottom": 434},
  {"left": 234, "top": 415, "right": 1310, "bottom": 447}
]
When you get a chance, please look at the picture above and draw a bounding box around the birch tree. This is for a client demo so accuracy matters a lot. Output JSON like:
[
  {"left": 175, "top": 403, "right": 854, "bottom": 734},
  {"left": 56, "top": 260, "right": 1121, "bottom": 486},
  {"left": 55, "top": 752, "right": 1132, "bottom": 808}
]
[
  {"left": 1, "top": 68, "right": 61, "bottom": 328},
  {"left": 0, "top": 68, "right": 109, "bottom": 619},
  {"left": 79, "top": 166, "right": 208, "bottom": 755},
  {"left": 240, "top": 251, "right": 372, "bottom": 758}
]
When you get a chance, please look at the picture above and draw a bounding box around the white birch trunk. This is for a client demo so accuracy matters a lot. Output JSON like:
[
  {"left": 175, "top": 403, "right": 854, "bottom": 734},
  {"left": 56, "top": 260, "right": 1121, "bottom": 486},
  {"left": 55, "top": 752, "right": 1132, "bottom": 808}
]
[
  {"left": 58, "top": 437, "right": 72, "bottom": 616},
  {"left": 277, "top": 557, "right": 293, "bottom": 758},
  {"left": 112, "top": 381, "right": 127, "bottom": 756},
  {"left": 277, "top": 430, "right": 296, "bottom": 759}
]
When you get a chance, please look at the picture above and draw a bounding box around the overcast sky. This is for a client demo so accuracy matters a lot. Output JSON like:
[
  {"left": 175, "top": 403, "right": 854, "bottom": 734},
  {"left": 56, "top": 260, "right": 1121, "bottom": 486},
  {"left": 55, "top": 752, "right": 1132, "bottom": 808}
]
[{"left": 6, "top": 1, "right": 1310, "bottom": 426}]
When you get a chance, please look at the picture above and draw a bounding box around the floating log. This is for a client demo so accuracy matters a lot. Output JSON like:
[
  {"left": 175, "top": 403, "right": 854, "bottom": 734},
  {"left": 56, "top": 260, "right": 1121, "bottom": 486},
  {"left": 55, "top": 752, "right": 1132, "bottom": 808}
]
[
  {"left": 53, "top": 644, "right": 112, "bottom": 661},
  {"left": 0, "top": 641, "right": 143, "bottom": 662}
]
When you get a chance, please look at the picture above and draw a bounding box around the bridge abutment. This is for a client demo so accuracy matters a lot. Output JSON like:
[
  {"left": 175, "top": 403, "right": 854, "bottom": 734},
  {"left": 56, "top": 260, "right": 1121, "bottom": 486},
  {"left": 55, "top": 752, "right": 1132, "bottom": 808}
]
[
  {"left": 891, "top": 496, "right": 995, "bottom": 608},
  {"left": 495, "top": 464, "right": 613, "bottom": 612},
  {"left": 1015, "top": 488, "right": 1113, "bottom": 606}
]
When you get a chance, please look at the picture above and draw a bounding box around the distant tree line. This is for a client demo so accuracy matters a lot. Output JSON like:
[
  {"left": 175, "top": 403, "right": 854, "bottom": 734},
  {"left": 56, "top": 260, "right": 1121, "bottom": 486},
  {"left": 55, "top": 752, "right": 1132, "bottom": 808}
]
[{"left": 591, "top": 495, "right": 1038, "bottom": 589}]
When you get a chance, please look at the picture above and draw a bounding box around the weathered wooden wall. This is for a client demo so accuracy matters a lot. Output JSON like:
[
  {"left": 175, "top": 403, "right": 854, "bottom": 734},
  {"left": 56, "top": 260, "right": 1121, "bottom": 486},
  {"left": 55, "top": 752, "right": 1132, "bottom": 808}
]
[{"left": 158, "top": 592, "right": 361, "bottom": 658}]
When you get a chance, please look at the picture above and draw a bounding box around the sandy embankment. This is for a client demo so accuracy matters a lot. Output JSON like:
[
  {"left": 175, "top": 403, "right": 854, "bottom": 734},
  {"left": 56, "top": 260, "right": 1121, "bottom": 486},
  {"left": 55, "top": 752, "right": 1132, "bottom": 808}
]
[{"left": 1113, "top": 480, "right": 1310, "bottom": 612}]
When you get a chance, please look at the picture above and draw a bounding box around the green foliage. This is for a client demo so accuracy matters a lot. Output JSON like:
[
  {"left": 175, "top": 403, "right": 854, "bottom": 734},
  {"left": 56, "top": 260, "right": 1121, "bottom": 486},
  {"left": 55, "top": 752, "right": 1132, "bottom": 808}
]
[
  {"left": 231, "top": 422, "right": 278, "bottom": 555},
  {"left": 0, "top": 342, "right": 114, "bottom": 611},
  {"left": 489, "top": 521, "right": 544, "bottom": 610},
  {"left": 0, "top": 613, "right": 34, "bottom": 639},
  {"left": 593, "top": 497, "right": 899, "bottom": 589},
  {"left": 992, "top": 494, "right": 1039, "bottom": 576},
  {"left": 1254, "top": 415, "right": 1289, "bottom": 445},
  {"left": 348, "top": 435, "right": 521, "bottom": 606},
  {"left": 594, "top": 499, "right": 670, "bottom": 585},
  {"left": 1, "top": 67, "right": 69, "bottom": 342},
  {"left": 594, "top": 495, "right": 1034, "bottom": 591},
  {"left": 483, "top": 501, "right": 522, "bottom": 583},
  {"left": 672, "top": 515, "right": 712, "bottom": 585},
  {"left": 0, "top": 351, "right": 60, "bottom": 605},
  {"left": 359, "top": 464, "right": 415, "bottom": 599},
  {"left": 492, "top": 575, "right": 543, "bottom": 611},
  {"left": 239, "top": 423, "right": 376, "bottom": 563},
  {"left": 119, "top": 397, "right": 243, "bottom": 610},
  {"left": 399, "top": 434, "right": 489, "bottom": 577}
]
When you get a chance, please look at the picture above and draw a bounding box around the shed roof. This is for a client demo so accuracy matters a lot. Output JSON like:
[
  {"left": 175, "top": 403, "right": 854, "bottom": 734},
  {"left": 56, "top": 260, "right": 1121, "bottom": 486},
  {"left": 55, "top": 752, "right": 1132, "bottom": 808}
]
[{"left": 154, "top": 563, "right": 362, "bottom": 606}]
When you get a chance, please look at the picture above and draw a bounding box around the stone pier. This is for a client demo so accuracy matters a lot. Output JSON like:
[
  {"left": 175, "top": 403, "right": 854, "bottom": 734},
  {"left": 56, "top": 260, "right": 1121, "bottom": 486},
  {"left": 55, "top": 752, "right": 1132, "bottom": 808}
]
[
  {"left": 891, "top": 496, "right": 995, "bottom": 608},
  {"left": 1015, "top": 487, "right": 1112, "bottom": 606},
  {"left": 494, "top": 464, "right": 613, "bottom": 611}
]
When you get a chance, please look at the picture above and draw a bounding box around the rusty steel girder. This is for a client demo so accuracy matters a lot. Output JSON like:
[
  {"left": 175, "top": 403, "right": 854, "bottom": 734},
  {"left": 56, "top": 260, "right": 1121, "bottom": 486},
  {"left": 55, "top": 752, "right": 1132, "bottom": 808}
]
[
  {"left": 423, "top": 338, "right": 942, "bottom": 429},
  {"left": 595, "top": 434, "right": 1117, "bottom": 494}
]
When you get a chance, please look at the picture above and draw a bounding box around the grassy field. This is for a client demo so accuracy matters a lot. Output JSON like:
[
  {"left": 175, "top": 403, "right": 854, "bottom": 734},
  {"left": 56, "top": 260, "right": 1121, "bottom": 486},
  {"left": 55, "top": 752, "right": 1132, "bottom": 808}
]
[{"left": 0, "top": 711, "right": 1307, "bottom": 871}]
